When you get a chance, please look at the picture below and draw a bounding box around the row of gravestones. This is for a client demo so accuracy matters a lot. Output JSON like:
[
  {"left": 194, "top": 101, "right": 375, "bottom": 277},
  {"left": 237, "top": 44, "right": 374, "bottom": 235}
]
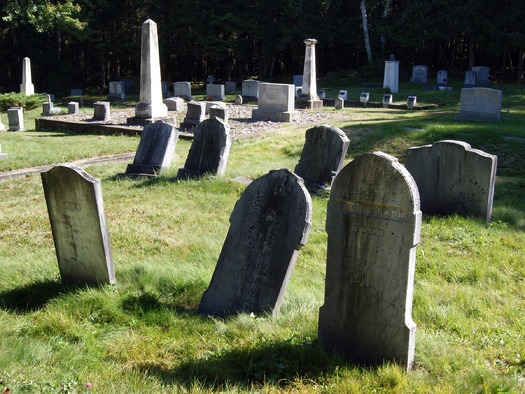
[
  {"left": 408, "top": 65, "right": 490, "bottom": 88},
  {"left": 38, "top": 121, "right": 497, "bottom": 370}
]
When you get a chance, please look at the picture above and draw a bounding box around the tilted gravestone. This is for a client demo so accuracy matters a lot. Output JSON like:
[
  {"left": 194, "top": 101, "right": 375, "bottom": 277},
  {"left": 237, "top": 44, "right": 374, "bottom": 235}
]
[
  {"left": 126, "top": 120, "right": 178, "bottom": 176},
  {"left": 294, "top": 124, "right": 349, "bottom": 191},
  {"left": 458, "top": 87, "right": 502, "bottom": 122},
  {"left": 318, "top": 152, "right": 421, "bottom": 370},
  {"left": 182, "top": 101, "right": 206, "bottom": 127},
  {"left": 209, "top": 105, "right": 229, "bottom": 123},
  {"left": 41, "top": 164, "right": 116, "bottom": 285},
  {"left": 198, "top": 169, "right": 312, "bottom": 317},
  {"left": 163, "top": 97, "right": 185, "bottom": 112},
  {"left": 177, "top": 118, "right": 233, "bottom": 179},
  {"left": 405, "top": 140, "right": 497, "bottom": 222}
]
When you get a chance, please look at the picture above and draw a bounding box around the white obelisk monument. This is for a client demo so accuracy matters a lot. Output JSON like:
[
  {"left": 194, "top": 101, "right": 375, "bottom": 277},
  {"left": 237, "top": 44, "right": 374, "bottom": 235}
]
[
  {"left": 20, "top": 57, "right": 35, "bottom": 96},
  {"left": 299, "top": 38, "right": 323, "bottom": 109}
]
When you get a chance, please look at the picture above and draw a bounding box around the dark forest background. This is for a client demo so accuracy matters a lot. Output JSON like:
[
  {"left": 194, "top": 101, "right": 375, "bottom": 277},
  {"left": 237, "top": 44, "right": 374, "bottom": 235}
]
[{"left": 1, "top": 0, "right": 524, "bottom": 95}]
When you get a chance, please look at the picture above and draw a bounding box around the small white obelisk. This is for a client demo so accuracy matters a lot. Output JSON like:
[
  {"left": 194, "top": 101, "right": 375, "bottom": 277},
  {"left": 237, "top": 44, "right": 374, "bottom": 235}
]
[
  {"left": 20, "top": 57, "right": 35, "bottom": 96},
  {"left": 135, "top": 19, "right": 168, "bottom": 119},
  {"left": 299, "top": 39, "right": 323, "bottom": 109}
]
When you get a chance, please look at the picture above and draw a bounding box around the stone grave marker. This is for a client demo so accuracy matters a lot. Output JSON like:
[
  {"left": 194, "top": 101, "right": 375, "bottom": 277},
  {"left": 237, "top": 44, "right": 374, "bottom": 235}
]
[
  {"left": 42, "top": 101, "right": 53, "bottom": 116},
  {"left": 198, "top": 168, "right": 312, "bottom": 317},
  {"left": 472, "top": 66, "right": 489, "bottom": 85},
  {"left": 68, "top": 102, "right": 79, "bottom": 114},
  {"left": 93, "top": 101, "right": 110, "bottom": 121},
  {"left": 242, "top": 79, "right": 259, "bottom": 98},
  {"left": 458, "top": 87, "right": 502, "bottom": 122},
  {"left": 20, "top": 57, "right": 35, "bottom": 96},
  {"left": 335, "top": 97, "right": 344, "bottom": 110},
  {"left": 298, "top": 38, "right": 322, "bottom": 109},
  {"left": 125, "top": 120, "right": 178, "bottom": 176},
  {"left": 318, "top": 152, "right": 421, "bottom": 370},
  {"left": 225, "top": 81, "right": 237, "bottom": 93},
  {"left": 410, "top": 65, "right": 428, "bottom": 83},
  {"left": 383, "top": 94, "right": 392, "bottom": 108},
  {"left": 360, "top": 92, "right": 369, "bottom": 106},
  {"left": 173, "top": 81, "right": 192, "bottom": 101},
  {"left": 41, "top": 164, "right": 116, "bottom": 285},
  {"left": 405, "top": 140, "right": 497, "bottom": 222},
  {"left": 252, "top": 83, "right": 296, "bottom": 122},
  {"left": 209, "top": 105, "right": 229, "bottom": 123},
  {"left": 383, "top": 57, "right": 400, "bottom": 93},
  {"left": 177, "top": 118, "right": 233, "bottom": 179},
  {"left": 206, "top": 84, "right": 225, "bottom": 100},
  {"left": 407, "top": 96, "right": 417, "bottom": 110},
  {"left": 338, "top": 90, "right": 348, "bottom": 100},
  {"left": 182, "top": 101, "right": 206, "bottom": 127},
  {"left": 163, "top": 97, "right": 185, "bottom": 111},
  {"left": 437, "top": 70, "right": 448, "bottom": 86},
  {"left": 205, "top": 101, "right": 225, "bottom": 115},
  {"left": 108, "top": 81, "right": 126, "bottom": 100},
  {"left": 7, "top": 107, "right": 24, "bottom": 131},
  {"left": 294, "top": 124, "right": 349, "bottom": 191},
  {"left": 464, "top": 71, "right": 476, "bottom": 87}
]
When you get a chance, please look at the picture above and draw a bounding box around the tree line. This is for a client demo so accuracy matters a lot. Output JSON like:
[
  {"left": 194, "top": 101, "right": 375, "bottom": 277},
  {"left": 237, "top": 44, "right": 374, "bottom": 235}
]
[{"left": 1, "top": 0, "right": 523, "bottom": 95}]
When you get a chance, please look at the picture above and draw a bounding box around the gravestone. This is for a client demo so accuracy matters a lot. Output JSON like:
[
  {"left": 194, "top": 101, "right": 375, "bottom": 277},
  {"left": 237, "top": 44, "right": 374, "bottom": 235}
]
[
  {"left": 464, "top": 71, "right": 476, "bottom": 87},
  {"left": 472, "top": 66, "right": 489, "bottom": 85},
  {"left": 252, "top": 83, "right": 297, "bottom": 122},
  {"left": 70, "top": 88, "right": 83, "bottom": 97},
  {"left": 293, "top": 74, "right": 303, "bottom": 86},
  {"left": 405, "top": 140, "right": 497, "bottom": 222},
  {"left": 298, "top": 38, "right": 322, "bottom": 109},
  {"left": 42, "top": 101, "right": 53, "bottom": 116},
  {"left": 360, "top": 92, "right": 369, "bottom": 106},
  {"left": 335, "top": 97, "right": 344, "bottom": 110},
  {"left": 410, "top": 65, "right": 428, "bottom": 83},
  {"left": 177, "top": 118, "right": 233, "bottom": 179},
  {"left": 437, "top": 70, "right": 448, "bottom": 86},
  {"left": 182, "top": 101, "right": 206, "bottom": 127},
  {"left": 41, "top": 164, "right": 116, "bottom": 285},
  {"left": 125, "top": 120, "right": 178, "bottom": 176},
  {"left": 132, "top": 19, "right": 168, "bottom": 121},
  {"left": 458, "top": 87, "right": 502, "bottom": 122},
  {"left": 318, "top": 152, "right": 421, "bottom": 370},
  {"left": 295, "top": 86, "right": 302, "bottom": 97},
  {"left": 407, "top": 96, "right": 417, "bottom": 110},
  {"left": 7, "top": 107, "right": 24, "bottom": 131},
  {"left": 242, "top": 79, "right": 259, "bottom": 99},
  {"left": 20, "top": 57, "right": 35, "bottom": 96},
  {"left": 173, "top": 81, "right": 192, "bottom": 101},
  {"left": 209, "top": 105, "right": 229, "bottom": 123},
  {"left": 383, "top": 94, "right": 392, "bottom": 108},
  {"left": 294, "top": 124, "right": 349, "bottom": 190},
  {"left": 206, "top": 84, "right": 225, "bottom": 100},
  {"left": 108, "top": 81, "right": 126, "bottom": 100},
  {"left": 225, "top": 81, "right": 237, "bottom": 93},
  {"left": 383, "top": 57, "right": 400, "bottom": 93},
  {"left": 93, "top": 101, "right": 110, "bottom": 121},
  {"left": 198, "top": 169, "right": 312, "bottom": 317},
  {"left": 68, "top": 102, "right": 79, "bottom": 114},
  {"left": 318, "top": 90, "right": 326, "bottom": 99},
  {"left": 338, "top": 90, "right": 348, "bottom": 100},
  {"left": 234, "top": 95, "right": 243, "bottom": 104},
  {"left": 163, "top": 97, "right": 185, "bottom": 112}
]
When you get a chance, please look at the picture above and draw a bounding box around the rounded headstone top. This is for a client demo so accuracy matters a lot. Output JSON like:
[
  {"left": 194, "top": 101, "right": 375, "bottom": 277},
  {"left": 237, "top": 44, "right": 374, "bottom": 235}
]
[{"left": 304, "top": 38, "right": 318, "bottom": 46}]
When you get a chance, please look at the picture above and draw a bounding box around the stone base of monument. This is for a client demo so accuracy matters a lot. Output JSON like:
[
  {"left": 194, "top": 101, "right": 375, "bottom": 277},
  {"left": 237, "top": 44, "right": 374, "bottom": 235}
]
[
  {"left": 176, "top": 168, "right": 202, "bottom": 180},
  {"left": 126, "top": 116, "right": 177, "bottom": 126},
  {"left": 297, "top": 97, "right": 323, "bottom": 109},
  {"left": 252, "top": 109, "right": 297, "bottom": 122},
  {"left": 125, "top": 163, "right": 161, "bottom": 176}
]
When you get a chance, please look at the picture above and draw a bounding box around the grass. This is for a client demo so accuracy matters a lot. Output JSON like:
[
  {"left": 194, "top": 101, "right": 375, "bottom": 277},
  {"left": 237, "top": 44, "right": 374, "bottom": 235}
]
[{"left": 0, "top": 82, "right": 524, "bottom": 392}]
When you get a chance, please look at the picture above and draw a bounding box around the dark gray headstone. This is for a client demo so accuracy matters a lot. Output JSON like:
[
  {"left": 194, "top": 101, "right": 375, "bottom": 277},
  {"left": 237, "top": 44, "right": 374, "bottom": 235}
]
[
  {"left": 182, "top": 101, "right": 206, "bottom": 127},
  {"left": 41, "top": 164, "right": 116, "bottom": 285},
  {"left": 410, "top": 65, "right": 428, "bottom": 83},
  {"left": 464, "top": 71, "right": 476, "bottom": 87},
  {"left": 68, "top": 102, "right": 79, "bottom": 114},
  {"left": 225, "top": 81, "right": 237, "bottom": 93},
  {"left": 318, "top": 152, "right": 421, "bottom": 370},
  {"left": 294, "top": 125, "right": 349, "bottom": 190},
  {"left": 7, "top": 107, "right": 24, "bottom": 131},
  {"left": 177, "top": 118, "right": 233, "bottom": 179},
  {"left": 173, "top": 81, "right": 192, "bottom": 101},
  {"left": 93, "top": 101, "right": 110, "bottom": 121},
  {"left": 472, "top": 66, "right": 489, "bottom": 85},
  {"left": 436, "top": 70, "right": 448, "bottom": 86},
  {"left": 108, "top": 81, "right": 126, "bottom": 100},
  {"left": 458, "top": 87, "right": 502, "bottom": 122},
  {"left": 405, "top": 140, "right": 497, "bottom": 221},
  {"left": 209, "top": 105, "right": 229, "bottom": 123},
  {"left": 198, "top": 169, "right": 312, "bottom": 317},
  {"left": 126, "top": 120, "right": 178, "bottom": 176}
]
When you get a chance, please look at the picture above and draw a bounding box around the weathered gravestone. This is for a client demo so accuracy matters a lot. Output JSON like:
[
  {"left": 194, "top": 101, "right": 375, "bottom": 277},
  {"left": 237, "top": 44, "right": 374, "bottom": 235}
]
[
  {"left": 294, "top": 124, "right": 349, "bottom": 191},
  {"left": 242, "top": 79, "right": 259, "bottom": 99},
  {"left": 173, "top": 81, "right": 192, "bottom": 101},
  {"left": 410, "top": 65, "right": 428, "bottom": 83},
  {"left": 198, "top": 169, "right": 312, "bottom": 317},
  {"left": 93, "top": 101, "right": 110, "bottom": 121},
  {"left": 407, "top": 96, "right": 417, "bottom": 110},
  {"left": 405, "top": 140, "right": 497, "bottom": 222},
  {"left": 298, "top": 38, "right": 323, "bottom": 109},
  {"left": 108, "top": 81, "right": 126, "bottom": 101},
  {"left": 68, "top": 102, "right": 79, "bottom": 115},
  {"left": 359, "top": 92, "right": 369, "bottom": 106},
  {"left": 436, "top": 70, "right": 448, "bottom": 86},
  {"left": 206, "top": 84, "right": 225, "bottom": 100},
  {"left": 252, "top": 83, "right": 297, "bottom": 122},
  {"left": 225, "top": 81, "right": 237, "bottom": 93},
  {"left": 182, "top": 101, "right": 206, "bottom": 127},
  {"left": 163, "top": 97, "right": 185, "bottom": 112},
  {"left": 125, "top": 120, "right": 178, "bottom": 176},
  {"left": 209, "top": 105, "right": 229, "bottom": 123},
  {"left": 472, "top": 66, "right": 489, "bottom": 85},
  {"left": 383, "top": 94, "right": 392, "bottom": 108},
  {"left": 7, "top": 107, "right": 24, "bottom": 131},
  {"left": 177, "top": 118, "right": 233, "bottom": 179},
  {"left": 464, "top": 71, "right": 476, "bottom": 87},
  {"left": 383, "top": 57, "right": 399, "bottom": 93},
  {"left": 458, "top": 87, "right": 502, "bottom": 122},
  {"left": 41, "top": 164, "right": 116, "bottom": 285},
  {"left": 318, "top": 152, "right": 421, "bottom": 370}
]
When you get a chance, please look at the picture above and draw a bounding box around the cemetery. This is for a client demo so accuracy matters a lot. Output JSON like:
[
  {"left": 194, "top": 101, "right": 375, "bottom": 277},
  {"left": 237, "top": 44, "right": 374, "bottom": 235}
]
[{"left": 0, "top": 11, "right": 525, "bottom": 394}]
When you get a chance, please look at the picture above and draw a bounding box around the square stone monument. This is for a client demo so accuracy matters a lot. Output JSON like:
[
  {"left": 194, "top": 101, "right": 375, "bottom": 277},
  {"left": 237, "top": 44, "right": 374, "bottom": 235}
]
[
  {"left": 108, "top": 81, "right": 127, "bottom": 101},
  {"left": 7, "top": 107, "right": 24, "bottom": 131},
  {"left": 198, "top": 169, "right": 312, "bottom": 317},
  {"left": 318, "top": 152, "right": 421, "bottom": 370},
  {"left": 383, "top": 56, "right": 400, "bottom": 93},
  {"left": 458, "top": 87, "right": 502, "bottom": 122},
  {"left": 410, "top": 65, "right": 428, "bottom": 83},
  {"left": 173, "top": 81, "right": 192, "bottom": 101},
  {"left": 405, "top": 140, "right": 497, "bottom": 222},
  {"left": 125, "top": 120, "right": 178, "bottom": 176},
  {"left": 206, "top": 84, "right": 225, "bottom": 100},
  {"left": 472, "top": 66, "right": 489, "bottom": 85},
  {"left": 41, "top": 164, "right": 116, "bottom": 285},
  {"left": 242, "top": 79, "right": 259, "bottom": 99},
  {"left": 252, "top": 83, "right": 297, "bottom": 122}
]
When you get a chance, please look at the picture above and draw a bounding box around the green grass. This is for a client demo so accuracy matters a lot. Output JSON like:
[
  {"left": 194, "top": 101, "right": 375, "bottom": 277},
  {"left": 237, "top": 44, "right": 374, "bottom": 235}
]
[{"left": 0, "top": 83, "right": 524, "bottom": 392}]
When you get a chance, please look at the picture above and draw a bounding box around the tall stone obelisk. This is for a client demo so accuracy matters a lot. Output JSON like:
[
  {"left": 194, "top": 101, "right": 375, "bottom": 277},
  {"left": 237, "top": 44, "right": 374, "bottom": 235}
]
[
  {"left": 20, "top": 57, "right": 35, "bottom": 96},
  {"left": 134, "top": 19, "right": 168, "bottom": 121},
  {"left": 299, "top": 39, "right": 323, "bottom": 109}
]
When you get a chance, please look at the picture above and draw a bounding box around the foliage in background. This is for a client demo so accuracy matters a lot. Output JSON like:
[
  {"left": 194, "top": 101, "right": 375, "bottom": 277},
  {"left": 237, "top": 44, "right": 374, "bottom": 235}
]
[{"left": 0, "top": 92, "right": 46, "bottom": 111}]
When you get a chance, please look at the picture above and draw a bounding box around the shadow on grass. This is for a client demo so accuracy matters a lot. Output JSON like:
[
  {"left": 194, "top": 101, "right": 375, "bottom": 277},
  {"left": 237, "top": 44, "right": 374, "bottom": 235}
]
[
  {"left": 138, "top": 339, "right": 353, "bottom": 390},
  {"left": 0, "top": 279, "right": 84, "bottom": 313}
]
